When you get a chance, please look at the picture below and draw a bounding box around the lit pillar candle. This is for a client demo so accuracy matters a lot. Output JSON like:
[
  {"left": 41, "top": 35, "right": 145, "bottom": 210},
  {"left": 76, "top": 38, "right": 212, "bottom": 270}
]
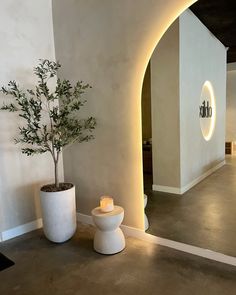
[{"left": 100, "top": 196, "right": 114, "bottom": 212}]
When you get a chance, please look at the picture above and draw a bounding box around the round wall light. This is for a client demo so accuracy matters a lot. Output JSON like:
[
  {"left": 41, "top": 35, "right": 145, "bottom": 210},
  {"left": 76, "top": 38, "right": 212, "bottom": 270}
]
[{"left": 199, "top": 81, "right": 216, "bottom": 141}]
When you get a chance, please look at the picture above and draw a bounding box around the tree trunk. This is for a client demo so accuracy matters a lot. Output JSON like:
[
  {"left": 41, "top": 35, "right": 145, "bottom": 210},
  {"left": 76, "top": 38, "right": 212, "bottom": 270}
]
[{"left": 54, "top": 160, "right": 59, "bottom": 189}]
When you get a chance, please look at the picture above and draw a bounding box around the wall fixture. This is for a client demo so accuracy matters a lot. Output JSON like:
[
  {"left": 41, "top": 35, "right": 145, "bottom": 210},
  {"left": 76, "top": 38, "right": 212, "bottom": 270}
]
[{"left": 199, "top": 80, "right": 216, "bottom": 141}]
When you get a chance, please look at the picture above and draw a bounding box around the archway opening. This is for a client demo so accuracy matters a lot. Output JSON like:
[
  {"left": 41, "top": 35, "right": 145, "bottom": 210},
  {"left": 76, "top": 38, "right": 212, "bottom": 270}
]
[{"left": 140, "top": 2, "right": 235, "bottom": 258}]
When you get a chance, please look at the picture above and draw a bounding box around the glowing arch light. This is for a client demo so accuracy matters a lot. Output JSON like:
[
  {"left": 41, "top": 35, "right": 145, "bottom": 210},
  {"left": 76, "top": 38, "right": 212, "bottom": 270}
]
[{"left": 199, "top": 81, "right": 216, "bottom": 141}]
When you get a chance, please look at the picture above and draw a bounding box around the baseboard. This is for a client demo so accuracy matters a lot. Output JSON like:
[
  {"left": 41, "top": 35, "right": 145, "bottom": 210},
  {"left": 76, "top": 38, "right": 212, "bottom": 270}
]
[
  {"left": 126, "top": 229, "right": 236, "bottom": 267},
  {"left": 1, "top": 218, "right": 43, "bottom": 242},
  {"left": 1, "top": 213, "right": 235, "bottom": 266},
  {"left": 76, "top": 212, "right": 145, "bottom": 236},
  {"left": 180, "top": 160, "right": 225, "bottom": 194},
  {"left": 153, "top": 160, "right": 225, "bottom": 195},
  {"left": 77, "top": 212, "right": 236, "bottom": 267},
  {"left": 152, "top": 185, "right": 181, "bottom": 194},
  {"left": 77, "top": 212, "right": 94, "bottom": 225}
]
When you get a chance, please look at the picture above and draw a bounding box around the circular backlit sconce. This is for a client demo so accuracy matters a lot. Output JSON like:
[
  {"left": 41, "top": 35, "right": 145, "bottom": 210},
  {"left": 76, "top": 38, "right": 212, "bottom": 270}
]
[{"left": 199, "top": 81, "right": 216, "bottom": 141}]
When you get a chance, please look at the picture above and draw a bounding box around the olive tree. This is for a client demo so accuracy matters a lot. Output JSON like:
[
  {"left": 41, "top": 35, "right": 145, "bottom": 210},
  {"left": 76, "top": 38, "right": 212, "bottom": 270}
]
[{"left": 1, "top": 59, "right": 96, "bottom": 190}]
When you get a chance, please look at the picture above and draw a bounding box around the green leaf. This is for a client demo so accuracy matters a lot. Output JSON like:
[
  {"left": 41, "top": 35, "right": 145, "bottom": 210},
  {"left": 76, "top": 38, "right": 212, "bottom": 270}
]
[{"left": 0, "top": 59, "right": 96, "bottom": 163}]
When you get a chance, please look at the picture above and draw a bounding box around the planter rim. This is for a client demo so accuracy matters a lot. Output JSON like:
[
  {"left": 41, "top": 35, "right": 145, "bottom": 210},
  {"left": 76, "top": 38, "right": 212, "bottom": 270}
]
[{"left": 40, "top": 182, "right": 75, "bottom": 194}]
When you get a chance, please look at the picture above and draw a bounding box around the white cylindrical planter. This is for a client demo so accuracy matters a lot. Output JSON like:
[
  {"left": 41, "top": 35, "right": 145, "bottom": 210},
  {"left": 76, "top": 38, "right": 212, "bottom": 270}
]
[
  {"left": 144, "top": 194, "right": 149, "bottom": 231},
  {"left": 40, "top": 185, "right": 76, "bottom": 243}
]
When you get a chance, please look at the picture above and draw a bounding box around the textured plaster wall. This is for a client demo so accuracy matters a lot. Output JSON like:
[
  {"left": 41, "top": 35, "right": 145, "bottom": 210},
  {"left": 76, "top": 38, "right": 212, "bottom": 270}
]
[
  {"left": 151, "top": 19, "right": 181, "bottom": 188},
  {"left": 0, "top": 0, "right": 64, "bottom": 233},
  {"left": 53, "top": 0, "right": 196, "bottom": 228},
  {"left": 150, "top": 10, "right": 226, "bottom": 191},
  {"left": 180, "top": 10, "right": 226, "bottom": 187}
]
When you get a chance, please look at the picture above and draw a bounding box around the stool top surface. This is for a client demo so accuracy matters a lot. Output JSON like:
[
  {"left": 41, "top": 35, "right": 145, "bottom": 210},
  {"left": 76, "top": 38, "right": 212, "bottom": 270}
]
[{"left": 91, "top": 205, "right": 124, "bottom": 217}]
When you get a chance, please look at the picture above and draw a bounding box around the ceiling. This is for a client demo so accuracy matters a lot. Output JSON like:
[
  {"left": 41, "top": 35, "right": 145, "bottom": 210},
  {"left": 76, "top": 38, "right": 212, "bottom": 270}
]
[{"left": 190, "top": 0, "right": 236, "bottom": 63}]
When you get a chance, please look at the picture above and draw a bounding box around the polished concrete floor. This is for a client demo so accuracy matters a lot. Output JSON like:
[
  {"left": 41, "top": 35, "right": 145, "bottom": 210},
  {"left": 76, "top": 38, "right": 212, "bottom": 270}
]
[
  {"left": 1, "top": 224, "right": 236, "bottom": 295},
  {"left": 145, "top": 156, "right": 236, "bottom": 257}
]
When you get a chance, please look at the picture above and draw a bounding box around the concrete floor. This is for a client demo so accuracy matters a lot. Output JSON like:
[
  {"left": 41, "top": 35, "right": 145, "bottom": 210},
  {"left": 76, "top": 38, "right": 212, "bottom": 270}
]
[
  {"left": 145, "top": 156, "right": 236, "bottom": 257},
  {"left": 0, "top": 224, "right": 236, "bottom": 295}
]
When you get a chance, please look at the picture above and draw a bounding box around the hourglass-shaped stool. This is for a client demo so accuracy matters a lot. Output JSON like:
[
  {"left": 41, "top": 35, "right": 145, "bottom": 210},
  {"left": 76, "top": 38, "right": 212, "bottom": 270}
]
[{"left": 91, "top": 206, "right": 125, "bottom": 254}]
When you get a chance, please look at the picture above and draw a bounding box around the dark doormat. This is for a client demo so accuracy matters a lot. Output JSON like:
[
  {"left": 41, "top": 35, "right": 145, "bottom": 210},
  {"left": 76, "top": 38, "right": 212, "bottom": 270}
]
[{"left": 0, "top": 252, "right": 15, "bottom": 271}]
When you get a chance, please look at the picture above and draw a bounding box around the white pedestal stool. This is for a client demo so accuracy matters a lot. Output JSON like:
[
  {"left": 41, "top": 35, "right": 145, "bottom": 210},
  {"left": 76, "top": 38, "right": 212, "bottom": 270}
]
[{"left": 91, "top": 206, "right": 125, "bottom": 254}]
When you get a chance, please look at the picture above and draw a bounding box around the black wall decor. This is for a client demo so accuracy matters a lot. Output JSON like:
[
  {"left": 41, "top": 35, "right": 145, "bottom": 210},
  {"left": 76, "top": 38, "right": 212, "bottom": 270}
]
[{"left": 199, "top": 100, "right": 212, "bottom": 118}]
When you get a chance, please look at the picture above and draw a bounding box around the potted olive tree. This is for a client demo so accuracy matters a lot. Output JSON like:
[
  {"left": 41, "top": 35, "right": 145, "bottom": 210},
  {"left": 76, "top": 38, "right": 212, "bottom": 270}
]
[{"left": 0, "top": 59, "right": 96, "bottom": 243}]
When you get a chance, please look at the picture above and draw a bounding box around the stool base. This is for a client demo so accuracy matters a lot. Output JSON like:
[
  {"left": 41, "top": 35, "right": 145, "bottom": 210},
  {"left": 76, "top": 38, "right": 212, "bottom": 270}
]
[{"left": 94, "top": 228, "right": 125, "bottom": 254}]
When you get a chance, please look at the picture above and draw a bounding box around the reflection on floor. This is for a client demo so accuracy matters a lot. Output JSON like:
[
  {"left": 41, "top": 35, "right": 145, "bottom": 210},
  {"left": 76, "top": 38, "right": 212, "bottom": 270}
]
[
  {"left": 145, "top": 156, "right": 236, "bottom": 257},
  {"left": 1, "top": 224, "right": 236, "bottom": 294}
]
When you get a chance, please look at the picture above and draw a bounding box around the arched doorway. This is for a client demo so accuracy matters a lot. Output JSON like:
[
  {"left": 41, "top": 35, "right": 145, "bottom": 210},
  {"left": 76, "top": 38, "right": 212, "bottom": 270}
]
[
  {"left": 52, "top": 0, "right": 198, "bottom": 231},
  {"left": 139, "top": 1, "right": 236, "bottom": 261}
]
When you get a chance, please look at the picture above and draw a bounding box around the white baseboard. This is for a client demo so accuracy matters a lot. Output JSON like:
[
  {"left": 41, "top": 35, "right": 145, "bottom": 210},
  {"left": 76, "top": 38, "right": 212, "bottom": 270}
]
[
  {"left": 180, "top": 160, "right": 225, "bottom": 194},
  {"left": 77, "top": 212, "right": 236, "bottom": 267},
  {"left": 1, "top": 218, "right": 43, "bottom": 242},
  {"left": 152, "top": 185, "right": 181, "bottom": 194},
  {"left": 77, "top": 212, "right": 94, "bottom": 225},
  {"left": 153, "top": 160, "right": 225, "bottom": 195},
  {"left": 124, "top": 228, "right": 236, "bottom": 267},
  {"left": 2, "top": 210, "right": 235, "bottom": 266}
]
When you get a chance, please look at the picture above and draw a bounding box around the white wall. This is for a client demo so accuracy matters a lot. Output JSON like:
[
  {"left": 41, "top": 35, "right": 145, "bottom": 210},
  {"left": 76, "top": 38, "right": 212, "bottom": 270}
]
[
  {"left": 150, "top": 9, "right": 226, "bottom": 192},
  {"left": 151, "top": 19, "right": 181, "bottom": 188},
  {"left": 180, "top": 10, "right": 226, "bottom": 188},
  {"left": 0, "top": 0, "right": 197, "bottom": 237},
  {"left": 0, "top": 0, "right": 64, "bottom": 234},
  {"left": 226, "top": 64, "right": 236, "bottom": 142},
  {"left": 52, "top": 0, "right": 196, "bottom": 229}
]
